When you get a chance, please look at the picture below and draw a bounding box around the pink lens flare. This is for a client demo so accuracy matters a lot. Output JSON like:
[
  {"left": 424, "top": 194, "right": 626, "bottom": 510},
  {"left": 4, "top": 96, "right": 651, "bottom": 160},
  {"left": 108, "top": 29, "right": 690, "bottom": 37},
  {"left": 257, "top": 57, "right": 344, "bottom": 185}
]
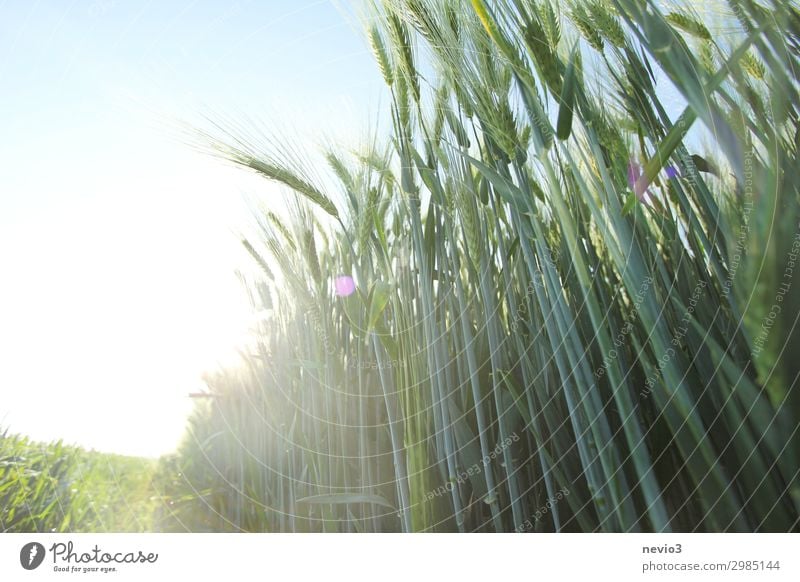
[
  {"left": 334, "top": 275, "right": 356, "bottom": 297},
  {"left": 627, "top": 161, "right": 641, "bottom": 188},
  {"left": 627, "top": 160, "right": 652, "bottom": 202}
]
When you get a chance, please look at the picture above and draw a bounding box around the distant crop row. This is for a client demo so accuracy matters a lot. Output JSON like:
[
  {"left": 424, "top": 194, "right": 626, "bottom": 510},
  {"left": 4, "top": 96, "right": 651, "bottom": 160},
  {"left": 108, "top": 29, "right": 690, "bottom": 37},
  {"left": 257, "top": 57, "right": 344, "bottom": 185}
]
[{"left": 0, "top": 429, "right": 158, "bottom": 532}]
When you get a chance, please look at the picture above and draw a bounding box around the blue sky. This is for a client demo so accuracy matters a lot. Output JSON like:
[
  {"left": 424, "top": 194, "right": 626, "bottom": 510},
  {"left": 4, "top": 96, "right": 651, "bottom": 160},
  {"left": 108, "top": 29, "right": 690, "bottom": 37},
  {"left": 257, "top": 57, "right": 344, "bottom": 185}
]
[{"left": 0, "top": 0, "right": 383, "bottom": 457}]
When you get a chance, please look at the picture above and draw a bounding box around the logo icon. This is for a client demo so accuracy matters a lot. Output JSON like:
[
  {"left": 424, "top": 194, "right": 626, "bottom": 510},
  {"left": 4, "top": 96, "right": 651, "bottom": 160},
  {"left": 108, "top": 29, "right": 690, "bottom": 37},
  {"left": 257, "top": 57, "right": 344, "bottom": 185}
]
[{"left": 20, "top": 542, "right": 46, "bottom": 570}]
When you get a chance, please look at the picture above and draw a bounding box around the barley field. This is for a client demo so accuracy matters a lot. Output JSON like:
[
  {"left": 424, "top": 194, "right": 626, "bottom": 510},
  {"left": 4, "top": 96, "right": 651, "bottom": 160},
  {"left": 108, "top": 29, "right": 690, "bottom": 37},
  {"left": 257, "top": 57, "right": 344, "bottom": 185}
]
[
  {"left": 3, "top": 0, "right": 799, "bottom": 533},
  {"left": 0, "top": 430, "right": 157, "bottom": 532}
]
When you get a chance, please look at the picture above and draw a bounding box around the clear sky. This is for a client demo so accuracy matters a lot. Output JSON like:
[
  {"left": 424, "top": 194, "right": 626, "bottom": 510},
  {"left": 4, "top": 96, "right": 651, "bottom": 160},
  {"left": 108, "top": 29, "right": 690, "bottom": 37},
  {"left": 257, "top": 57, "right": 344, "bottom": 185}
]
[{"left": 0, "top": 0, "right": 382, "bottom": 457}]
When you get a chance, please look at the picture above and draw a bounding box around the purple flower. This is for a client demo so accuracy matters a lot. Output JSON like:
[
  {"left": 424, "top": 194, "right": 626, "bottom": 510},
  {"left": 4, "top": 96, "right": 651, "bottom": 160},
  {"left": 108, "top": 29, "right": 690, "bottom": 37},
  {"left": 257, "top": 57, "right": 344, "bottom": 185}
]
[
  {"left": 665, "top": 165, "right": 679, "bottom": 179},
  {"left": 334, "top": 275, "right": 356, "bottom": 297}
]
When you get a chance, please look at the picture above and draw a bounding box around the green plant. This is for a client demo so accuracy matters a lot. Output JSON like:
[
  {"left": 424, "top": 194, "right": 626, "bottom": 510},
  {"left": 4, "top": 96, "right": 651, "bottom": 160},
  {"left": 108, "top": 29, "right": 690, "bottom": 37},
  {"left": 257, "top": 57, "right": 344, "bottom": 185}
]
[
  {"left": 165, "top": 0, "right": 800, "bottom": 532},
  {"left": 0, "top": 429, "right": 158, "bottom": 532}
]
